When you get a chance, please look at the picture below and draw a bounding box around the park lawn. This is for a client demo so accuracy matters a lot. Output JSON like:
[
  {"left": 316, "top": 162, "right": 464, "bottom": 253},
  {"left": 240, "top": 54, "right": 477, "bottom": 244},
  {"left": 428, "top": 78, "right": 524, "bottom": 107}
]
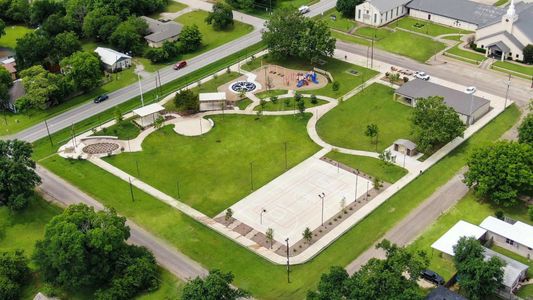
[
  {"left": 149, "top": 2, "right": 188, "bottom": 19},
  {"left": 36, "top": 104, "right": 519, "bottom": 300},
  {"left": 391, "top": 17, "right": 471, "bottom": 36},
  {"left": 254, "top": 89, "right": 288, "bottom": 99},
  {"left": 93, "top": 118, "right": 141, "bottom": 140},
  {"left": 442, "top": 35, "right": 463, "bottom": 41},
  {"left": 493, "top": 61, "right": 533, "bottom": 77},
  {"left": 331, "top": 30, "right": 371, "bottom": 46},
  {"left": 494, "top": 0, "right": 508, "bottom": 6},
  {"left": 376, "top": 30, "right": 446, "bottom": 63},
  {"left": 325, "top": 151, "right": 408, "bottom": 183},
  {"left": 320, "top": 9, "right": 357, "bottom": 33},
  {"left": 1, "top": 67, "right": 138, "bottom": 137},
  {"left": 317, "top": 83, "right": 412, "bottom": 152},
  {"left": 255, "top": 97, "right": 328, "bottom": 111},
  {"left": 175, "top": 10, "right": 253, "bottom": 61},
  {"left": 104, "top": 114, "right": 320, "bottom": 217},
  {"left": 236, "top": 98, "right": 253, "bottom": 110},
  {"left": 0, "top": 25, "right": 33, "bottom": 49},
  {"left": 408, "top": 192, "right": 531, "bottom": 281},
  {"left": 354, "top": 26, "right": 393, "bottom": 40},
  {"left": 138, "top": 268, "right": 185, "bottom": 300},
  {"left": 244, "top": 0, "right": 318, "bottom": 18},
  {"left": 445, "top": 44, "right": 486, "bottom": 64}
]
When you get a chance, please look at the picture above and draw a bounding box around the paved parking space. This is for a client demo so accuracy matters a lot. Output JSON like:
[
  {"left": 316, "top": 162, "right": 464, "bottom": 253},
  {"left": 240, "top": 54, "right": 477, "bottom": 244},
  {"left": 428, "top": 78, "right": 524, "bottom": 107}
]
[{"left": 229, "top": 155, "right": 373, "bottom": 243}]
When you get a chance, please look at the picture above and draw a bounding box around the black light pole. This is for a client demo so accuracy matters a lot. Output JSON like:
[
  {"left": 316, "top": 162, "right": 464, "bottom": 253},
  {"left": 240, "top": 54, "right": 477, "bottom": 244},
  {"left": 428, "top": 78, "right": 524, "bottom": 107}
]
[
  {"left": 318, "top": 192, "right": 325, "bottom": 226},
  {"left": 354, "top": 169, "right": 359, "bottom": 202},
  {"left": 366, "top": 181, "right": 369, "bottom": 200},
  {"left": 260, "top": 208, "right": 267, "bottom": 224},
  {"left": 176, "top": 180, "right": 181, "bottom": 199},
  {"left": 285, "top": 238, "right": 290, "bottom": 283},
  {"left": 44, "top": 119, "right": 53, "bottom": 146},
  {"left": 250, "top": 161, "right": 254, "bottom": 191}
]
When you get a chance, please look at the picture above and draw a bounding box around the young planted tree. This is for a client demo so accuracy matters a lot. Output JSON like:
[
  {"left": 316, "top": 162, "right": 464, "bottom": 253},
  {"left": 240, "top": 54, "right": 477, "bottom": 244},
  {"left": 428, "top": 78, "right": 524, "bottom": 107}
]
[
  {"left": 453, "top": 237, "right": 504, "bottom": 300},
  {"left": 411, "top": 96, "right": 465, "bottom": 153},
  {"left": 310, "top": 94, "right": 318, "bottom": 104},
  {"left": 225, "top": 208, "right": 233, "bottom": 223},
  {"left": 302, "top": 227, "right": 312, "bottom": 244},
  {"left": 266, "top": 228, "right": 274, "bottom": 249},
  {"left": 464, "top": 141, "right": 533, "bottom": 206},
  {"left": 114, "top": 106, "right": 123, "bottom": 123},
  {"left": 364, "top": 123, "right": 379, "bottom": 149},
  {"left": 182, "top": 270, "right": 249, "bottom": 300},
  {"left": 297, "top": 99, "right": 306, "bottom": 115},
  {"left": 153, "top": 115, "right": 164, "bottom": 129},
  {"left": 0, "top": 140, "right": 41, "bottom": 211},
  {"left": 373, "top": 177, "right": 383, "bottom": 190}
]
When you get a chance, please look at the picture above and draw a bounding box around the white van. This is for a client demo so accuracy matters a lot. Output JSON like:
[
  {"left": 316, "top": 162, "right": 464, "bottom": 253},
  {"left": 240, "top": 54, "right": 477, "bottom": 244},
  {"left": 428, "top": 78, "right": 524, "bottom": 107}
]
[{"left": 298, "top": 5, "right": 310, "bottom": 14}]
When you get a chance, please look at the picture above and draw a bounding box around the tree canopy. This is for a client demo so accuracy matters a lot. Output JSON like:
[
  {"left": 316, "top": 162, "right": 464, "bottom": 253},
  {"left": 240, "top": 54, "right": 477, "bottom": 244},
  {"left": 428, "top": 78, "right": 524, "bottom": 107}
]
[
  {"left": 518, "top": 113, "right": 533, "bottom": 145},
  {"left": 0, "top": 250, "right": 31, "bottom": 300},
  {"left": 0, "top": 140, "right": 41, "bottom": 211},
  {"left": 174, "top": 89, "right": 199, "bottom": 113},
  {"left": 18, "top": 65, "right": 71, "bottom": 110},
  {"left": 60, "top": 51, "right": 102, "bottom": 92},
  {"left": 109, "top": 17, "right": 148, "bottom": 55},
  {"left": 0, "top": 66, "right": 12, "bottom": 101},
  {"left": 34, "top": 204, "right": 160, "bottom": 299},
  {"left": 523, "top": 44, "right": 533, "bottom": 64},
  {"left": 464, "top": 141, "right": 533, "bottom": 206},
  {"left": 453, "top": 237, "right": 504, "bottom": 300},
  {"left": 205, "top": 2, "right": 234, "bottom": 30},
  {"left": 0, "top": 18, "right": 5, "bottom": 37},
  {"left": 411, "top": 96, "right": 466, "bottom": 153},
  {"left": 182, "top": 269, "right": 249, "bottom": 300},
  {"left": 179, "top": 24, "right": 202, "bottom": 53},
  {"left": 336, "top": 0, "right": 364, "bottom": 18},
  {"left": 263, "top": 10, "right": 336, "bottom": 63},
  {"left": 308, "top": 240, "right": 428, "bottom": 300}
]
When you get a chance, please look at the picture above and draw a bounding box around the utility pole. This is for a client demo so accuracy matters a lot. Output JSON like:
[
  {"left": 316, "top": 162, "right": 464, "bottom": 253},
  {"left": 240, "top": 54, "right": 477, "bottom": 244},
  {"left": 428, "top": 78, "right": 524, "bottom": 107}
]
[
  {"left": 504, "top": 74, "right": 511, "bottom": 109},
  {"left": 176, "top": 180, "right": 181, "bottom": 199},
  {"left": 44, "top": 120, "right": 53, "bottom": 146},
  {"left": 285, "top": 238, "right": 290, "bottom": 283},
  {"left": 129, "top": 177, "right": 135, "bottom": 202},
  {"left": 138, "top": 73, "right": 145, "bottom": 106}
]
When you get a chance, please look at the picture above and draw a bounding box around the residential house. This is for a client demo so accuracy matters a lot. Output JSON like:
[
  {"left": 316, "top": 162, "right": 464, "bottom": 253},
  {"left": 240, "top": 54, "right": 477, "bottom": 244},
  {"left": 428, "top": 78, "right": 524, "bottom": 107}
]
[
  {"left": 480, "top": 216, "right": 533, "bottom": 259},
  {"left": 94, "top": 47, "right": 132, "bottom": 72},
  {"left": 355, "top": 0, "right": 411, "bottom": 26},
  {"left": 1, "top": 57, "right": 17, "bottom": 80},
  {"left": 140, "top": 16, "right": 183, "bottom": 48}
]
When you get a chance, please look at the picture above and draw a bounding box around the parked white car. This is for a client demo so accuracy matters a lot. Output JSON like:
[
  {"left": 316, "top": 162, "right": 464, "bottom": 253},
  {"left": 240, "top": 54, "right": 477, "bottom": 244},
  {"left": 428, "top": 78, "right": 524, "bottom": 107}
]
[
  {"left": 465, "top": 86, "right": 477, "bottom": 94},
  {"left": 298, "top": 5, "right": 310, "bottom": 14},
  {"left": 414, "top": 71, "right": 430, "bottom": 81}
]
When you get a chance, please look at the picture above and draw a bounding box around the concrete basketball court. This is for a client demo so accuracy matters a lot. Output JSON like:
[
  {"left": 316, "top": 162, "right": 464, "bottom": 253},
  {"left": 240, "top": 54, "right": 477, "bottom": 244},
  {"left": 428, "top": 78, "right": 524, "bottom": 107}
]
[{"left": 229, "top": 155, "right": 373, "bottom": 244}]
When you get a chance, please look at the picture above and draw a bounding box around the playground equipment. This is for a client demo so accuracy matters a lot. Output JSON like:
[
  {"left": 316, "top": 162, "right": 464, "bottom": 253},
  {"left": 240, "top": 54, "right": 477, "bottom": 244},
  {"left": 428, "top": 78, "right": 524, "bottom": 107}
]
[{"left": 295, "top": 71, "right": 319, "bottom": 88}]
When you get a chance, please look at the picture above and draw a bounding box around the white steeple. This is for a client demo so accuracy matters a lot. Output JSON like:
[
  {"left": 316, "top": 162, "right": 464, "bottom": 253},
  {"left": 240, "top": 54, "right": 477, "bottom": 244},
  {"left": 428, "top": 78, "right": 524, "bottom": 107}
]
[{"left": 506, "top": 0, "right": 517, "bottom": 20}]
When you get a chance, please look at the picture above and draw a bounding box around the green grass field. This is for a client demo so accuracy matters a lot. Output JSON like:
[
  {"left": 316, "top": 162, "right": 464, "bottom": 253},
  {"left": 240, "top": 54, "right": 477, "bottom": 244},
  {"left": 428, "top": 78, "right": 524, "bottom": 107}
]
[
  {"left": 0, "top": 25, "right": 33, "bottom": 49},
  {"left": 240, "top": 0, "right": 318, "bottom": 18},
  {"left": 408, "top": 192, "right": 532, "bottom": 286},
  {"left": 149, "top": 2, "right": 188, "bottom": 19},
  {"left": 354, "top": 27, "right": 393, "bottom": 40},
  {"left": 320, "top": 9, "right": 357, "bottom": 33},
  {"left": 1, "top": 67, "right": 138, "bottom": 137},
  {"left": 317, "top": 83, "right": 412, "bottom": 152},
  {"left": 442, "top": 35, "right": 463, "bottom": 41},
  {"left": 493, "top": 61, "right": 533, "bottom": 77},
  {"left": 105, "top": 115, "right": 320, "bottom": 216},
  {"left": 325, "top": 151, "right": 408, "bottom": 183},
  {"left": 36, "top": 105, "right": 519, "bottom": 299},
  {"left": 391, "top": 17, "right": 471, "bottom": 37},
  {"left": 334, "top": 29, "right": 446, "bottom": 62},
  {"left": 241, "top": 55, "right": 378, "bottom": 98},
  {"left": 255, "top": 97, "right": 328, "bottom": 111},
  {"left": 445, "top": 44, "right": 486, "bottom": 64},
  {"left": 93, "top": 118, "right": 141, "bottom": 140},
  {"left": 236, "top": 98, "right": 253, "bottom": 110}
]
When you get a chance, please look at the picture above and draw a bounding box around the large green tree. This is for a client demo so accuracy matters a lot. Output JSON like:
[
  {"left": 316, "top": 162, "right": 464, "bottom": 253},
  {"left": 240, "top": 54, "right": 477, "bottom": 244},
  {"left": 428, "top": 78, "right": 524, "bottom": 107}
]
[
  {"left": 453, "top": 237, "right": 504, "bottom": 300},
  {"left": 29, "top": 0, "right": 65, "bottom": 26},
  {"left": 336, "top": 0, "right": 363, "bottom": 18},
  {"left": 15, "top": 31, "right": 51, "bottom": 69},
  {"left": 50, "top": 31, "right": 82, "bottom": 65},
  {"left": 0, "top": 140, "right": 41, "bottom": 211},
  {"left": 308, "top": 240, "right": 428, "bottom": 300},
  {"left": 82, "top": 8, "right": 121, "bottom": 42},
  {"left": 0, "top": 250, "right": 31, "bottom": 300},
  {"left": 17, "top": 65, "right": 70, "bottom": 110},
  {"left": 464, "top": 141, "right": 533, "bottom": 206},
  {"left": 205, "top": 2, "right": 234, "bottom": 30},
  {"left": 182, "top": 269, "right": 249, "bottom": 300},
  {"left": 411, "top": 96, "right": 466, "bottom": 152},
  {"left": 109, "top": 17, "right": 148, "bottom": 55},
  {"left": 0, "top": 18, "right": 5, "bottom": 37},
  {"left": 179, "top": 24, "right": 202, "bottom": 53},
  {"left": 518, "top": 113, "right": 533, "bottom": 144},
  {"left": 34, "top": 204, "right": 160, "bottom": 299},
  {"left": 174, "top": 89, "right": 199, "bottom": 113},
  {"left": 0, "top": 66, "right": 12, "bottom": 101},
  {"left": 60, "top": 51, "right": 102, "bottom": 92},
  {"left": 263, "top": 10, "right": 335, "bottom": 63}
]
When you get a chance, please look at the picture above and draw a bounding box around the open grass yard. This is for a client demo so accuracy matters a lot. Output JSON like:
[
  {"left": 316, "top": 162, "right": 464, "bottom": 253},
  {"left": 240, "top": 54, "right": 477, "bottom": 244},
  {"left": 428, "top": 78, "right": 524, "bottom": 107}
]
[
  {"left": 354, "top": 26, "right": 393, "bottom": 40},
  {"left": 254, "top": 89, "right": 288, "bottom": 99},
  {"left": 236, "top": 98, "right": 253, "bottom": 110},
  {"left": 255, "top": 97, "right": 328, "bottom": 111},
  {"left": 408, "top": 192, "right": 532, "bottom": 296},
  {"left": 36, "top": 104, "right": 519, "bottom": 299},
  {"left": 94, "top": 118, "right": 141, "bottom": 140},
  {"left": 242, "top": 55, "right": 378, "bottom": 98},
  {"left": 241, "top": 0, "right": 318, "bottom": 18},
  {"left": 442, "top": 35, "right": 463, "bottom": 41},
  {"left": 0, "top": 25, "right": 33, "bottom": 49},
  {"left": 325, "top": 151, "right": 408, "bottom": 183},
  {"left": 390, "top": 17, "right": 471, "bottom": 37},
  {"left": 493, "top": 61, "right": 533, "bottom": 77},
  {"left": 320, "top": 9, "right": 357, "bottom": 33},
  {"left": 149, "top": 2, "right": 188, "bottom": 19},
  {"left": 105, "top": 114, "right": 320, "bottom": 217},
  {"left": 331, "top": 30, "right": 371, "bottom": 46},
  {"left": 175, "top": 10, "right": 253, "bottom": 61},
  {"left": 445, "top": 44, "right": 486, "bottom": 64},
  {"left": 317, "top": 83, "right": 412, "bottom": 152},
  {"left": 1, "top": 67, "right": 138, "bottom": 137}
]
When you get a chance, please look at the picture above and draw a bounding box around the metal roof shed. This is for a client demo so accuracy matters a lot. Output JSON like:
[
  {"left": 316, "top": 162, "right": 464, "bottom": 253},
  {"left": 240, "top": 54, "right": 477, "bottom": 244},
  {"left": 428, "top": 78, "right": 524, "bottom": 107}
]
[
  {"left": 199, "top": 92, "right": 227, "bottom": 111},
  {"left": 133, "top": 103, "right": 165, "bottom": 127}
]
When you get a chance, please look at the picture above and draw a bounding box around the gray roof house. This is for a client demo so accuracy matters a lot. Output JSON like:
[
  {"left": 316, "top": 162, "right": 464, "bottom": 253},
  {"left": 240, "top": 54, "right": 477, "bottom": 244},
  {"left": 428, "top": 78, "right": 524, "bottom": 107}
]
[
  {"left": 395, "top": 79, "right": 491, "bottom": 125},
  {"left": 475, "top": 0, "right": 533, "bottom": 61},
  {"left": 140, "top": 16, "right": 183, "bottom": 48},
  {"left": 355, "top": 0, "right": 412, "bottom": 26}
]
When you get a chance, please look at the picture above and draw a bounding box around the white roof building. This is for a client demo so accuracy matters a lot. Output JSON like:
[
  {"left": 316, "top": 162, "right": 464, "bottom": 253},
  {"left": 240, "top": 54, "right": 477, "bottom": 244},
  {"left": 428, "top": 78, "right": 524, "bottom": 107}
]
[
  {"left": 199, "top": 92, "right": 227, "bottom": 111},
  {"left": 480, "top": 216, "right": 533, "bottom": 250},
  {"left": 431, "top": 220, "right": 487, "bottom": 256},
  {"left": 94, "top": 47, "right": 132, "bottom": 72},
  {"left": 132, "top": 103, "right": 165, "bottom": 127}
]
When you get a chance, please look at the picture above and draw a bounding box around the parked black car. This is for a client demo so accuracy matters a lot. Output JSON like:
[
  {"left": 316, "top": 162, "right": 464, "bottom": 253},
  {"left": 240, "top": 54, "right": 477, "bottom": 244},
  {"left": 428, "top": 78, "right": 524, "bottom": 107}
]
[
  {"left": 421, "top": 269, "right": 445, "bottom": 285},
  {"left": 94, "top": 94, "right": 109, "bottom": 103}
]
